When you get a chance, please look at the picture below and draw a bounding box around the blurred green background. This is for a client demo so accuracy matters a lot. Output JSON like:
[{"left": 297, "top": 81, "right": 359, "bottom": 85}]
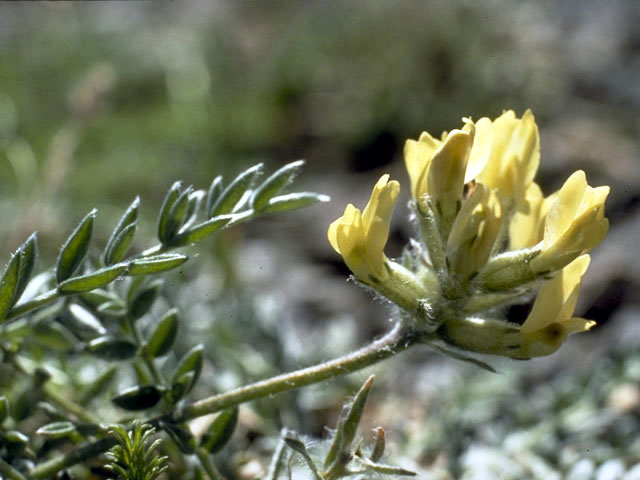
[{"left": 1, "top": 1, "right": 640, "bottom": 478}]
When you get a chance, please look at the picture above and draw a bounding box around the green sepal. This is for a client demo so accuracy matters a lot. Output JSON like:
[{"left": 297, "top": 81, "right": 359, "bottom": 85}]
[
  {"left": 146, "top": 309, "right": 179, "bottom": 357},
  {"left": 167, "top": 215, "right": 233, "bottom": 247},
  {"left": 56, "top": 209, "right": 96, "bottom": 284},
  {"left": 86, "top": 336, "right": 138, "bottom": 361},
  {"left": 63, "top": 303, "right": 107, "bottom": 338},
  {"left": 262, "top": 192, "right": 330, "bottom": 214},
  {"left": 252, "top": 160, "right": 305, "bottom": 212},
  {"left": 209, "top": 163, "right": 263, "bottom": 216},
  {"left": 36, "top": 421, "right": 77, "bottom": 439},
  {"left": 128, "top": 279, "right": 163, "bottom": 320},
  {"left": 16, "top": 232, "right": 38, "bottom": 303},
  {"left": 0, "top": 252, "right": 21, "bottom": 322},
  {"left": 128, "top": 254, "right": 188, "bottom": 275},
  {"left": 171, "top": 344, "right": 204, "bottom": 394},
  {"left": 58, "top": 263, "right": 129, "bottom": 294},
  {"left": 111, "top": 385, "right": 161, "bottom": 411},
  {"left": 206, "top": 175, "right": 223, "bottom": 218},
  {"left": 0, "top": 395, "right": 8, "bottom": 424},
  {"left": 157, "top": 181, "right": 182, "bottom": 245},
  {"left": 324, "top": 375, "right": 375, "bottom": 472},
  {"left": 161, "top": 421, "right": 196, "bottom": 454},
  {"left": 104, "top": 197, "right": 139, "bottom": 265},
  {"left": 200, "top": 406, "right": 238, "bottom": 454}
]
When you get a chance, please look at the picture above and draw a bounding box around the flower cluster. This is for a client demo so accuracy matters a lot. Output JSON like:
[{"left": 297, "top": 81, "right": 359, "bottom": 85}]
[{"left": 328, "top": 110, "right": 609, "bottom": 358}]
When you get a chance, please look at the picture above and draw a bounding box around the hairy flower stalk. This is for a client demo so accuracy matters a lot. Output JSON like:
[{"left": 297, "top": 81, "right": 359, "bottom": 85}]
[{"left": 330, "top": 109, "right": 609, "bottom": 358}]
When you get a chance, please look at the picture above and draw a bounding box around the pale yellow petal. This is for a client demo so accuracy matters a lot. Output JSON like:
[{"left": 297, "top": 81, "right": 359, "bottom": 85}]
[
  {"left": 465, "top": 117, "right": 493, "bottom": 182},
  {"left": 509, "top": 182, "right": 544, "bottom": 250},
  {"left": 363, "top": 177, "right": 400, "bottom": 267},
  {"left": 427, "top": 129, "right": 473, "bottom": 220},
  {"left": 543, "top": 170, "right": 587, "bottom": 248},
  {"left": 521, "top": 255, "right": 590, "bottom": 333},
  {"left": 404, "top": 132, "right": 441, "bottom": 200}
]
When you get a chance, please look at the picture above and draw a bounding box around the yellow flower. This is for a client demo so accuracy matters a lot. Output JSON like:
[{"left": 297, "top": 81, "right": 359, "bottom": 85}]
[
  {"left": 328, "top": 175, "right": 400, "bottom": 283},
  {"left": 404, "top": 120, "right": 487, "bottom": 221},
  {"left": 508, "top": 181, "right": 544, "bottom": 250},
  {"left": 446, "top": 184, "right": 502, "bottom": 279},
  {"left": 473, "top": 109, "right": 540, "bottom": 202},
  {"left": 530, "top": 170, "right": 609, "bottom": 273},
  {"left": 516, "top": 255, "right": 595, "bottom": 357}
]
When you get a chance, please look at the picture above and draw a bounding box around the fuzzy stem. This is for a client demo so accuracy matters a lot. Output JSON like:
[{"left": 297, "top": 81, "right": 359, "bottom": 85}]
[
  {"left": 28, "top": 323, "right": 418, "bottom": 479},
  {"left": 177, "top": 322, "right": 415, "bottom": 421}
]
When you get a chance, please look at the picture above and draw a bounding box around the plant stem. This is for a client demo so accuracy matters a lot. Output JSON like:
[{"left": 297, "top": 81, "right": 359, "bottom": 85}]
[
  {"left": 177, "top": 322, "right": 415, "bottom": 421},
  {"left": 28, "top": 323, "right": 418, "bottom": 479}
]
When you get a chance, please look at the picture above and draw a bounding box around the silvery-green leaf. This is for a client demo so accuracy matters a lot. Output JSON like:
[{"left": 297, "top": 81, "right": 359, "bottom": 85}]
[
  {"left": 157, "top": 181, "right": 182, "bottom": 245},
  {"left": 167, "top": 215, "right": 233, "bottom": 247},
  {"left": 165, "top": 185, "right": 193, "bottom": 241},
  {"left": 104, "top": 223, "right": 137, "bottom": 266},
  {"left": 129, "top": 279, "right": 163, "bottom": 320},
  {"left": 128, "top": 254, "right": 188, "bottom": 275},
  {"left": 36, "top": 421, "right": 77, "bottom": 439},
  {"left": 170, "top": 371, "right": 195, "bottom": 404},
  {"left": 252, "top": 160, "right": 305, "bottom": 211},
  {"left": 104, "top": 197, "right": 139, "bottom": 265},
  {"left": 0, "top": 396, "right": 8, "bottom": 424},
  {"left": 171, "top": 344, "right": 204, "bottom": 394},
  {"left": 209, "top": 163, "right": 263, "bottom": 216},
  {"left": 56, "top": 209, "right": 96, "bottom": 284},
  {"left": 0, "top": 252, "right": 20, "bottom": 322},
  {"left": 111, "top": 385, "right": 161, "bottom": 411},
  {"left": 15, "top": 232, "right": 38, "bottom": 303},
  {"left": 370, "top": 427, "right": 385, "bottom": 462},
  {"left": 80, "top": 288, "right": 123, "bottom": 310},
  {"left": 324, "top": 375, "right": 375, "bottom": 472},
  {"left": 161, "top": 421, "right": 195, "bottom": 454},
  {"left": 355, "top": 455, "right": 416, "bottom": 476},
  {"left": 146, "top": 309, "right": 179, "bottom": 357},
  {"left": 200, "top": 406, "right": 238, "bottom": 454},
  {"left": 205, "top": 175, "right": 223, "bottom": 219},
  {"left": 96, "top": 300, "right": 127, "bottom": 317},
  {"left": 183, "top": 190, "right": 205, "bottom": 230},
  {"left": 64, "top": 303, "right": 106, "bottom": 338},
  {"left": 58, "top": 263, "right": 128, "bottom": 294},
  {"left": 86, "top": 336, "right": 137, "bottom": 361},
  {"left": 285, "top": 434, "right": 323, "bottom": 480},
  {"left": 263, "top": 192, "right": 330, "bottom": 213}
]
